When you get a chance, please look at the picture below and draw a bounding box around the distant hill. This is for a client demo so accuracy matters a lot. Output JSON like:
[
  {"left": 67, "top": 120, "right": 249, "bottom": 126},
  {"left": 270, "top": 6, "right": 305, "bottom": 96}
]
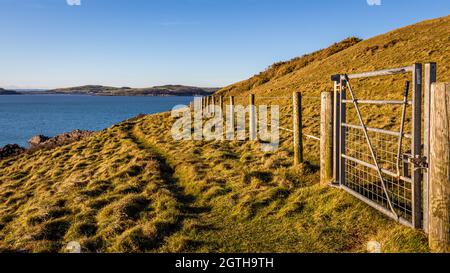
[
  {"left": 0, "top": 88, "right": 20, "bottom": 95},
  {"left": 45, "top": 85, "right": 219, "bottom": 96},
  {"left": 0, "top": 85, "right": 219, "bottom": 96}
]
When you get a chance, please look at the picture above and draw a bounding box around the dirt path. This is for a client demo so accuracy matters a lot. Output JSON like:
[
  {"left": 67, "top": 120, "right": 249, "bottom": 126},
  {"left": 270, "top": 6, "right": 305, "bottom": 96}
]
[{"left": 127, "top": 121, "right": 211, "bottom": 250}]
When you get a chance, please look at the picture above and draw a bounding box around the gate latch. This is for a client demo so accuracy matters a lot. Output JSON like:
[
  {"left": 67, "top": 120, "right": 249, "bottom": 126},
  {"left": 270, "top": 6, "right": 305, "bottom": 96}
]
[{"left": 408, "top": 155, "right": 428, "bottom": 169}]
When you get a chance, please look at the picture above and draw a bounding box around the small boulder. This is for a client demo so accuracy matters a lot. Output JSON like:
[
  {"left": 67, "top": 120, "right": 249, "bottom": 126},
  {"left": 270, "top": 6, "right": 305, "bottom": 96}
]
[
  {"left": 28, "top": 135, "right": 50, "bottom": 148},
  {"left": 28, "top": 130, "right": 93, "bottom": 150}
]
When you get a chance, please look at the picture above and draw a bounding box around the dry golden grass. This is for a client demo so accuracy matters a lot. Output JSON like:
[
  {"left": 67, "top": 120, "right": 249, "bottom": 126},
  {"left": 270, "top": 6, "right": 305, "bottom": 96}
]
[
  {"left": 0, "top": 112, "right": 429, "bottom": 252},
  {"left": 1, "top": 15, "right": 448, "bottom": 253}
]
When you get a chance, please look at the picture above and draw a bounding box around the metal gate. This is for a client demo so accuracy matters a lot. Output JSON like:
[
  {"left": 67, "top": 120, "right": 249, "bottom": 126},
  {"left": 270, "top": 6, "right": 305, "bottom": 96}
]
[{"left": 332, "top": 65, "right": 425, "bottom": 228}]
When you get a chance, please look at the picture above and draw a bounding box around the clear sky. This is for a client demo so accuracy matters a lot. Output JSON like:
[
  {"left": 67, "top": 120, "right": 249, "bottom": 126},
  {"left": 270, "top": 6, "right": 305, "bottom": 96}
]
[{"left": 0, "top": 0, "right": 448, "bottom": 89}]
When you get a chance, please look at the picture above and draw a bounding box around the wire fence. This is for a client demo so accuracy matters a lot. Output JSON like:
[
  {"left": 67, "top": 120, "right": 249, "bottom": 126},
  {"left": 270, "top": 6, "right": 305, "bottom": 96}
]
[
  {"left": 196, "top": 93, "right": 322, "bottom": 163},
  {"left": 344, "top": 126, "right": 413, "bottom": 221}
]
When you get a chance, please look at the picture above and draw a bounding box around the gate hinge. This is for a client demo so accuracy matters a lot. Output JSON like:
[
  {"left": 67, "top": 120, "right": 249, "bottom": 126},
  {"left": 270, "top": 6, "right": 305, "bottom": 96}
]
[{"left": 408, "top": 155, "right": 428, "bottom": 169}]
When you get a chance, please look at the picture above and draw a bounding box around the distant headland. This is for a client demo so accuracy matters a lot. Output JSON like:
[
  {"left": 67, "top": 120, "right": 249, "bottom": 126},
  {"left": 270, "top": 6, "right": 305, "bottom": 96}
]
[{"left": 0, "top": 85, "right": 219, "bottom": 96}]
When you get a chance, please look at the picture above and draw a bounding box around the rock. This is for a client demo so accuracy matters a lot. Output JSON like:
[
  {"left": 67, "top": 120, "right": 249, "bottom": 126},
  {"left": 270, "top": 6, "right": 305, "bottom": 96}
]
[
  {"left": 0, "top": 144, "right": 26, "bottom": 159},
  {"left": 50, "top": 130, "right": 92, "bottom": 146},
  {"left": 1, "top": 130, "right": 93, "bottom": 159},
  {"left": 28, "top": 135, "right": 50, "bottom": 148},
  {"left": 28, "top": 130, "right": 93, "bottom": 150}
]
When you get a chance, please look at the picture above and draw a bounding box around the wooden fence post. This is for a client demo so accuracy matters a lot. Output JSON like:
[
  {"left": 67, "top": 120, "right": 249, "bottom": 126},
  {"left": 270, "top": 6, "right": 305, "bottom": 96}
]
[
  {"left": 211, "top": 96, "right": 215, "bottom": 114},
  {"left": 204, "top": 96, "right": 207, "bottom": 112},
  {"left": 201, "top": 97, "right": 204, "bottom": 113},
  {"left": 219, "top": 96, "right": 223, "bottom": 113},
  {"left": 320, "top": 91, "right": 333, "bottom": 183},
  {"left": 293, "top": 91, "right": 303, "bottom": 165},
  {"left": 249, "top": 94, "right": 257, "bottom": 140},
  {"left": 423, "top": 62, "right": 437, "bottom": 233},
  {"left": 227, "top": 96, "right": 235, "bottom": 140},
  {"left": 429, "top": 82, "right": 450, "bottom": 253}
]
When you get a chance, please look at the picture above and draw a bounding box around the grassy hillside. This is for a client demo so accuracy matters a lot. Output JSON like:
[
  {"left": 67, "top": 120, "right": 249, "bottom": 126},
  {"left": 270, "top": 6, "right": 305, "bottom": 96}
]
[
  {"left": 1, "top": 15, "right": 449, "bottom": 253},
  {"left": 218, "top": 16, "right": 450, "bottom": 99},
  {"left": 0, "top": 114, "right": 427, "bottom": 252}
]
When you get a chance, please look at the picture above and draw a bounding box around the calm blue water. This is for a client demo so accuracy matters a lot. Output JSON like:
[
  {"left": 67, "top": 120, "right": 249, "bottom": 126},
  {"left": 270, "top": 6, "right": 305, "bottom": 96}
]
[{"left": 0, "top": 95, "right": 193, "bottom": 147}]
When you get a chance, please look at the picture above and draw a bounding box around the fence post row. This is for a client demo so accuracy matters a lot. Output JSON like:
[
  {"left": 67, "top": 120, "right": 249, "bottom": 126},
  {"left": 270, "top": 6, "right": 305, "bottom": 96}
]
[
  {"left": 320, "top": 91, "right": 333, "bottom": 184},
  {"left": 429, "top": 82, "right": 450, "bottom": 253},
  {"left": 293, "top": 91, "right": 303, "bottom": 165}
]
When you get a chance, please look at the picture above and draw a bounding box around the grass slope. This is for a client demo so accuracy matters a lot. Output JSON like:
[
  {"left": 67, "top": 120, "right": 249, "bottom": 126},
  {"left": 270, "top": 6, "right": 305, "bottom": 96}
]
[
  {"left": 0, "top": 114, "right": 428, "bottom": 252},
  {"left": 1, "top": 15, "right": 448, "bottom": 253}
]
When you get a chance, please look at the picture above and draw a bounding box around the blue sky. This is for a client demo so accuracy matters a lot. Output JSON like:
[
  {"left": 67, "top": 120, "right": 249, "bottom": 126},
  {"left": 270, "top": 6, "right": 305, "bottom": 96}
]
[{"left": 0, "top": 0, "right": 448, "bottom": 89}]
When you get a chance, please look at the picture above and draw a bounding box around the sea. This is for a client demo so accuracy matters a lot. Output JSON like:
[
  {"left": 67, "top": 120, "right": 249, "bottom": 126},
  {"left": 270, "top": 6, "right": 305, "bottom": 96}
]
[{"left": 0, "top": 95, "right": 193, "bottom": 147}]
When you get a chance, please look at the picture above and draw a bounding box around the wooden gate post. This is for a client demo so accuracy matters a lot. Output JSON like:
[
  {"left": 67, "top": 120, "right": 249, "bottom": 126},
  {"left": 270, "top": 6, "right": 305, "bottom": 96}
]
[
  {"left": 320, "top": 91, "right": 333, "bottom": 183},
  {"left": 249, "top": 94, "right": 257, "bottom": 140},
  {"left": 333, "top": 80, "right": 341, "bottom": 185},
  {"left": 412, "top": 63, "right": 423, "bottom": 229},
  {"left": 423, "top": 62, "right": 437, "bottom": 233},
  {"left": 429, "top": 82, "right": 450, "bottom": 253},
  {"left": 293, "top": 91, "right": 303, "bottom": 165}
]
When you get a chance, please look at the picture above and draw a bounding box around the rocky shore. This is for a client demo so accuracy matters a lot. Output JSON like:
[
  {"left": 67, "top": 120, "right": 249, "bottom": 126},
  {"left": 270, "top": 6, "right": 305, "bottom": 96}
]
[
  {"left": 0, "top": 144, "right": 26, "bottom": 159},
  {"left": 0, "top": 129, "right": 93, "bottom": 159}
]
